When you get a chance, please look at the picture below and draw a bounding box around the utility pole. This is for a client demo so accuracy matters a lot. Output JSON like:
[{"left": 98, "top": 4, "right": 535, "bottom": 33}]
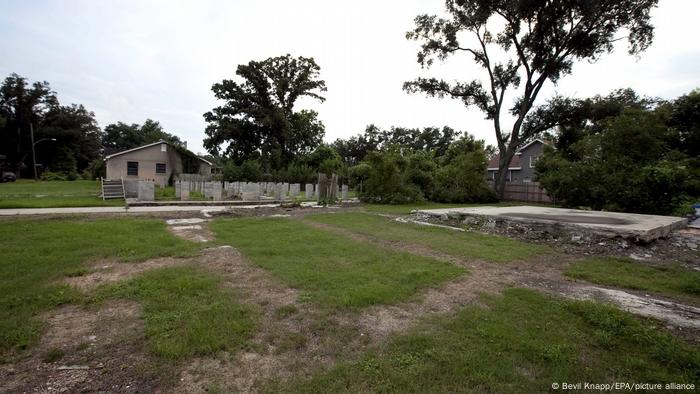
[{"left": 30, "top": 123, "right": 37, "bottom": 181}]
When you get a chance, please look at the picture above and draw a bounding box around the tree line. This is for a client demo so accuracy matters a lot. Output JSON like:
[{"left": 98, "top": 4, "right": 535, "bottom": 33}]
[{"left": 0, "top": 73, "right": 189, "bottom": 180}]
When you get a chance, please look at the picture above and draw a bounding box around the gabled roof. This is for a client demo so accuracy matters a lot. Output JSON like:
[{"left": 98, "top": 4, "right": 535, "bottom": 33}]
[
  {"left": 104, "top": 140, "right": 212, "bottom": 166},
  {"left": 517, "top": 138, "right": 548, "bottom": 152},
  {"left": 487, "top": 154, "right": 521, "bottom": 171},
  {"left": 486, "top": 139, "right": 549, "bottom": 171}
]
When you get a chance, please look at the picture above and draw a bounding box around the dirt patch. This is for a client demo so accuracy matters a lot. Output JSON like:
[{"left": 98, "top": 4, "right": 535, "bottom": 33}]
[
  {"left": 0, "top": 300, "right": 160, "bottom": 393},
  {"left": 302, "top": 218, "right": 700, "bottom": 342},
  {"left": 63, "top": 257, "right": 183, "bottom": 292}
]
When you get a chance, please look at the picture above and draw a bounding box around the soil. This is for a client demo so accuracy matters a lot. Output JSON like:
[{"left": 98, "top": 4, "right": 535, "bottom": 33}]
[
  {"left": 0, "top": 301, "right": 160, "bottom": 393},
  {"left": 4, "top": 205, "right": 699, "bottom": 393}
]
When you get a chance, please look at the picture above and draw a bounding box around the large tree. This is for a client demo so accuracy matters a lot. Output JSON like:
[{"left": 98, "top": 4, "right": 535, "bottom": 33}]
[
  {"left": 102, "top": 119, "right": 184, "bottom": 154},
  {"left": 0, "top": 73, "right": 58, "bottom": 175},
  {"left": 203, "top": 54, "right": 326, "bottom": 171},
  {"left": 404, "top": 0, "right": 658, "bottom": 197},
  {"left": 39, "top": 104, "right": 102, "bottom": 175}
]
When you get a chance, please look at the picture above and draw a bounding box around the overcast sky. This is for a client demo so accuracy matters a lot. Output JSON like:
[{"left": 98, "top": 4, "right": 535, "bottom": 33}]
[{"left": 1, "top": 0, "right": 698, "bottom": 155}]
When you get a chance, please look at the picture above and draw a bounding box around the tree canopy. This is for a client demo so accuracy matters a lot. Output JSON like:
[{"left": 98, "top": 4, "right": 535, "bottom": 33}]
[
  {"left": 536, "top": 88, "right": 700, "bottom": 215},
  {"left": 203, "top": 54, "right": 327, "bottom": 172},
  {"left": 0, "top": 73, "right": 103, "bottom": 178},
  {"left": 102, "top": 119, "right": 184, "bottom": 154},
  {"left": 404, "top": 0, "right": 658, "bottom": 197}
]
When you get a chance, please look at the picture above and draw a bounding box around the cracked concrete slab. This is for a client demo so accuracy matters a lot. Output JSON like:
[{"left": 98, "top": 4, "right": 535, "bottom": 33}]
[{"left": 418, "top": 205, "right": 687, "bottom": 242}]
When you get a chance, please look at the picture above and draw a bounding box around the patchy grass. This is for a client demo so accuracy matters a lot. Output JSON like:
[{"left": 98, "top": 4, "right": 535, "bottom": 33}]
[
  {"left": 0, "top": 179, "right": 123, "bottom": 208},
  {"left": 362, "top": 201, "right": 555, "bottom": 215},
  {"left": 307, "top": 212, "right": 547, "bottom": 263},
  {"left": 0, "top": 218, "right": 199, "bottom": 353},
  {"left": 94, "top": 266, "right": 257, "bottom": 359},
  {"left": 211, "top": 217, "right": 464, "bottom": 309},
  {"left": 270, "top": 289, "right": 700, "bottom": 393},
  {"left": 566, "top": 257, "right": 700, "bottom": 305},
  {"left": 42, "top": 347, "right": 64, "bottom": 363}
]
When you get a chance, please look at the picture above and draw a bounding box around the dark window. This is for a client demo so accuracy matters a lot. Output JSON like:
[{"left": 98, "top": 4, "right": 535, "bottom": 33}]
[
  {"left": 127, "top": 161, "right": 139, "bottom": 176},
  {"left": 156, "top": 163, "right": 166, "bottom": 174}
]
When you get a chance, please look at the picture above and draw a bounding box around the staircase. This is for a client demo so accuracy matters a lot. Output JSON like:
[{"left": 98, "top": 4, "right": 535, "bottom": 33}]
[{"left": 101, "top": 178, "right": 125, "bottom": 200}]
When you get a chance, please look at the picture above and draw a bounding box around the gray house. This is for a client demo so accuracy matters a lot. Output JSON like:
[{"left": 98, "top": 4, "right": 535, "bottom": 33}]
[
  {"left": 486, "top": 139, "right": 548, "bottom": 183},
  {"left": 105, "top": 140, "right": 213, "bottom": 187}
]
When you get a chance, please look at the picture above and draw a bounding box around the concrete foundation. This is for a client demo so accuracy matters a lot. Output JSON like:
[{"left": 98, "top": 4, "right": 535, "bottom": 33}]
[
  {"left": 417, "top": 205, "right": 687, "bottom": 243},
  {"left": 137, "top": 180, "right": 155, "bottom": 201}
]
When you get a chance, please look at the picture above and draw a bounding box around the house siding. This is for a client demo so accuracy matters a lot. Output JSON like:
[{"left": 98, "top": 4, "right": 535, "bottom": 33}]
[
  {"left": 485, "top": 140, "right": 545, "bottom": 183},
  {"left": 105, "top": 143, "right": 182, "bottom": 186}
]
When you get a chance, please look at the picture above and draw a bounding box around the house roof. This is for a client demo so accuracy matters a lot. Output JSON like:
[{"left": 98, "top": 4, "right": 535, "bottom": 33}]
[
  {"left": 487, "top": 154, "right": 521, "bottom": 171},
  {"left": 486, "top": 139, "right": 548, "bottom": 171},
  {"left": 104, "top": 140, "right": 212, "bottom": 166}
]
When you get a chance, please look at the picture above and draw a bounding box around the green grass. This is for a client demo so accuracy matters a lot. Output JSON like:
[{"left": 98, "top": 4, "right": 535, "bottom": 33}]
[
  {"left": 0, "top": 218, "right": 199, "bottom": 353},
  {"left": 211, "top": 217, "right": 464, "bottom": 309},
  {"left": 566, "top": 257, "right": 700, "bottom": 305},
  {"left": 361, "top": 201, "right": 555, "bottom": 215},
  {"left": 155, "top": 185, "right": 176, "bottom": 200},
  {"left": 270, "top": 288, "right": 700, "bottom": 393},
  {"left": 95, "top": 266, "right": 257, "bottom": 359},
  {"left": 307, "top": 212, "right": 547, "bottom": 263},
  {"left": 0, "top": 179, "right": 123, "bottom": 208}
]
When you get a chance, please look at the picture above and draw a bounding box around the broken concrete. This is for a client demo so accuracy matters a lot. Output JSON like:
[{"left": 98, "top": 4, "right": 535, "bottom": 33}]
[{"left": 418, "top": 205, "right": 687, "bottom": 242}]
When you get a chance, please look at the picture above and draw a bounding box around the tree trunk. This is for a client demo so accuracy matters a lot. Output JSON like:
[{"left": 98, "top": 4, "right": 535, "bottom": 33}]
[{"left": 494, "top": 148, "right": 516, "bottom": 199}]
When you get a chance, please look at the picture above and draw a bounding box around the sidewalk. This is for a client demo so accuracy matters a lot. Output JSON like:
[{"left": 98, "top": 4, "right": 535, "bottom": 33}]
[{"left": 0, "top": 204, "right": 281, "bottom": 216}]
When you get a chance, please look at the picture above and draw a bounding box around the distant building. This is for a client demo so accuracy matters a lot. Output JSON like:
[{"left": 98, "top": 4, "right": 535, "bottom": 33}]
[
  {"left": 486, "top": 139, "right": 548, "bottom": 183},
  {"left": 104, "top": 140, "right": 213, "bottom": 186}
]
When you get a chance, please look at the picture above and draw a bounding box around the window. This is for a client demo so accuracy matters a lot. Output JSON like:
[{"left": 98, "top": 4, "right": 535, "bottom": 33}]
[
  {"left": 529, "top": 155, "right": 539, "bottom": 168},
  {"left": 161, "top": 144, "right": 167, "bottom": 152},
  {"left": 156, "top": 163, "right": 166, "bottom": 174},
  {"left": 127, "top": 161, "right": 139, "bottom": 176}
]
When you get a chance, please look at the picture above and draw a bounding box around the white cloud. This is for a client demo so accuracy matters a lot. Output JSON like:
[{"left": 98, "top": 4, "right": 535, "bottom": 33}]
[{"left": 1, "top": 0, "right": 698, "bottom": 154}]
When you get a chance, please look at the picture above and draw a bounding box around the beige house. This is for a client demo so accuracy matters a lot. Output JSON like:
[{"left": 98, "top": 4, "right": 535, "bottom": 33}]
[{"left": 105, "top": 141, "right": 213, "bottom": 186}]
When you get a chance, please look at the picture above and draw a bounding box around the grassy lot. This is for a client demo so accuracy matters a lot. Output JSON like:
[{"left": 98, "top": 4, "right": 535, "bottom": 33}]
[
  {"left": 0, "top": 218, "right": 199, "bottom": 353},
  {"left": 211, "top": 217, "right": 465, "bottom": 309},
  {"left": 566, "top": 257, "right": 700, "bottom": 305},
  {"left": 0, "top": 179, "right": 123, "bottom": 208},
  {"left": 362, "top": 201, "right": 555, "bottom": 215},
  {"left": 307, "top": 212, "right": 548, "bottom": 263},
  {"left": 271, "top": 288, "right": 700, "bottom": 393},
  {"left": 94, "top": 266, "right": 256, "bottom": 359}
]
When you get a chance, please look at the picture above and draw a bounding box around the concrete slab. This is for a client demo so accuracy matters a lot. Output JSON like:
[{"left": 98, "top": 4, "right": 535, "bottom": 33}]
[{"left": 417, "top": 205, "right": 687, "bottom": 242}]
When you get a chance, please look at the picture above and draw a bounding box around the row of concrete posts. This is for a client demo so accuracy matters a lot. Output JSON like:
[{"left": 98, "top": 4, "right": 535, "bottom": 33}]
[{"left": 134, "top": 180, "right": 349, "bottom": 202}]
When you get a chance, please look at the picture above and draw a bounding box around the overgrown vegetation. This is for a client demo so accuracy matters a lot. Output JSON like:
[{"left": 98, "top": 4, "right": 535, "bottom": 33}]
[
  {"left": 211, "top": 217, "right": 464, "bottom": 309},
  {"left": 270, "top": 289, "right": 700, "bottom": 393},
  {"left": 94, "top": 266, "right": 257, "bottom": 359},
  {"left": 348, "top": 133, "right": 495, "bottom": 204},
  {"left": 565, "top": 257, "right": 700, "bottom": 305},
  {"left": 307, "top": 213, "right": 547, "bottom": 263},
  {"left": 537, "top": 88, "right": 700, "bottom": 215},
  {"left": 0, "top": 218, "right": 198, "bottom": 353}
]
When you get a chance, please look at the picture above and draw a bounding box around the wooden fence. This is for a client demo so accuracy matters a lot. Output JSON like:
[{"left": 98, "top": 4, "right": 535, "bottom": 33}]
[{"left": 493, "top": 181, "right": 554, "bottom": 203}]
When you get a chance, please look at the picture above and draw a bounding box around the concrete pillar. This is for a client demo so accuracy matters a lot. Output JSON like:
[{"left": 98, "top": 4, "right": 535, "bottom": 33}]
[
  {"left": 212, "top": 182, "right": 222, "bottom": 200},
  {"left": 305, "top": 183, "right": 313, "bottom": 200},
  {"left": 342, "top": 184, "right": 348, "bottom": 200},
  {"left": 175, "top": 181, "right": 181, "bottom": 199},
  {"left": 137, "top": 180, "right": 155, "bottom": 201},
  {"left": 274, "top": 183, "right": 283, "bottom": 200},
  {"left": 181, "top": 181, "right": 190, "bottom": 201},
  {"left": 204, "top": 182, "right": 213, "bottom": 199},
  {"left": 289, "top": 183, "right": 300, "bottom": 197}
]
